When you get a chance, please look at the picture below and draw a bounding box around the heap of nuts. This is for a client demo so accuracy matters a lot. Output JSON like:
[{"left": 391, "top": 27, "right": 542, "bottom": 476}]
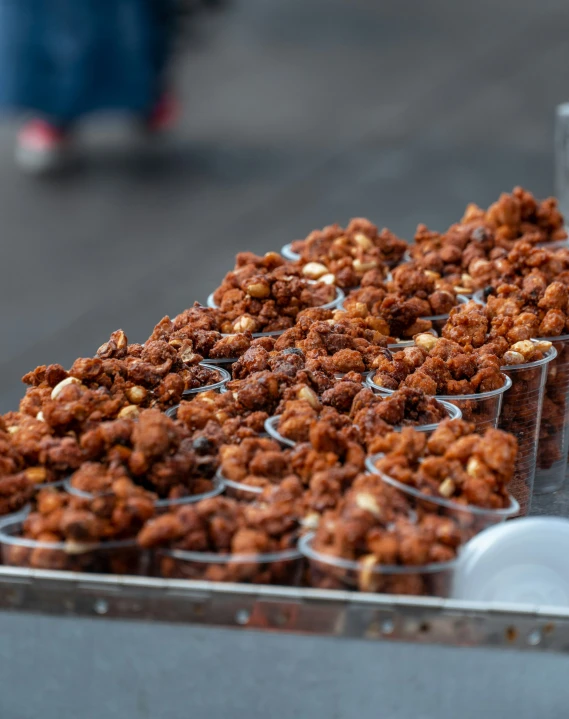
[
  {"left": 2, "top": 486, "right": 155, "bottom": 573},
  {"left": 290, "top": 218, "right": 408, "bottom": 280},
  {"left": 371, "top": 420, "right": 516, "bottom": 509},
  {"left": 211, "top": 252, "right": 337, "bottom": 333},
  {"left": 409, "top": 188, "right": 567, "bottom": 293},
  {"left": 0, "top": 188, "right": 561, "bottom": 593}
]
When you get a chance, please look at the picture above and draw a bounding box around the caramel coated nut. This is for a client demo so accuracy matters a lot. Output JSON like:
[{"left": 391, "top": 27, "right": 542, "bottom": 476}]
[
  {"left": 510, "top": 340, "right": 535, "bottom": 358},
  {"left": 36, "top": 411, "right": 45, "bottom": 422},
  {"left": 25, "top": 467, "right": 48, "bottom": 484},
  {"left": 125, "top": 386, "right": 148, "bottom": 405},
  {"left": 6, "top": 425, "right": 18, "bottom": 435},
  {"left": 425, "top": 270, "right": 441, "bottom": 280},
  {"left": 246, "top": 282, "right": 270, "bottom": 299},
  {"left": 358, "top": 554, "right": 378, "bottom": 592},
  {"left": 301, "top": 513, "right": 320, "bottom": 530},
  {"left": 233, "top": 316, "right": 258, "bottom": 333},
  {"left": 118, "top": 405, "right": 140, "bottom": 419},
  {"left": 415, "top": 333, "right": 437, "bottom": 351},
  {"left": 320, "top": 273, "right": 336, "bottom": 285},
  {"left": 438, "top": 478, "right": 456, "bottom": 498},
  {"left": 502, "top": 351, "right": 525, "bottom": 365},
  {"left": 466, "top": 457, "right": 483, "bottom": 478},
  {"left": 302, "top": 262, "right": 329, "bottom": 280},
  {"left": 355, "top": 492, "right": 382, "bottom": 517},
  {"left": 115, "top": 330, "right": 128, "bottom": 349},
  {"left": 51, "top": 376, "right": 82, "bottom": 400},
  {"left": 534, "top": 340, "right": 553, "bottom": 353},
  {"left": 353, "top": 233, "right": 374, "bottom": 251},
  {"left": 353, "top": 259, "right": 377, "bottom": 273},
  {"left": 180, "top": 348, "right": 201, "bottom": 364},
  {"left": 296, "top": 385, "right": 320, "bottom": 410}
]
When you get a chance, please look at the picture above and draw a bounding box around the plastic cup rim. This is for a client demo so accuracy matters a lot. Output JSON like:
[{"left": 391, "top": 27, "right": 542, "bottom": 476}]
[
  {"left": 63, "top": 474, "right": 224, "bottom": 508},
  {"left": 298, "top": 532, "right": 458, "bottom": 575},
  {"left": 365, "top": 454, "right": 520, "bottom": 517},
  {"left": 182, "top": 362, "right": 231, "bottom": 396},
  {"left": 0, "top": 516, "right": 138, "bottom": 552},
  {"left": 161, "top": 544, "right": 301, "bottom": 564},
  {"left": 501, "top": 344, "right": 557, "bottom": 371},
  {"left": 366, "top": 371, "right": 512, "bottom": 401}
]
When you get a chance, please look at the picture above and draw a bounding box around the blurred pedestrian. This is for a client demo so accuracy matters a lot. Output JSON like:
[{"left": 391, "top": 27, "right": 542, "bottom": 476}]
[{"left": 0, "top": 0, "right": 178, "bottom": 173}]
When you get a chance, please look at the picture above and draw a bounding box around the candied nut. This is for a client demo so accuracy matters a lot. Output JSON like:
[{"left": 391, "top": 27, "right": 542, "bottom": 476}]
[
  {"left": 180, "top": 348, "right": 201, "bottom": 364},
  {"left": 415, "top": 333, "right": 437, "bottom": 351},
  {"left": 438, "top": 478, "right": 455, "bottom": 498},
  {"left": 355, "top": 492, "right": 381, "bottom": 517},
  {"left": 502, "top": 351, "right": 525, "bottom": 365},
  {"left": 115, "top": 331, "right": 128, "bottom": 349},
  {"left": 296, "top": 385, "right": 320, "bottom": 410},
  {"left": 302, "top": 262, "right": 329, "bottom": 280},
  {"left": 301, "top": 513, "right": 320, "bottom": 529},
  {"left": 466, "top": 457, "right": 483, "bottom": 478},
  {"left": 26, "top": 467, "right": 48, "bottom": 484},
  {"left": 354, "top": 233, "right": 374, "bottom": 250},
  {"left": 353, "top": 259, "right": 377, "bottom": 273},
  {"left": 246, "top": 281, "right": 271, "bottom": 299},
  {"left": 320, "top": 273, "right": 336, "bottom": 285},
  {"left": 118, "top": 405, "right": 140, "bottom": 419},
  {"left": 358, "top": 554, "right": 378, "bottom": 592},
  {"left": 36, "top": 412, "right": 45, "bottom": 422},
  {"left": 425, "top": 270, "right": 441, "bottom": 280},
  {"left": 510, "top": 340, "right": 535, "bottom": 358},
  {"left": 6, "top": 425, "right": 19, "bottom": 435},
  {"left": 233, "top": 316, "right": 258, "bottom": 333},
  {"left": 125, "top": 386, "right": 148, "bottom": 405},
  {"left": 534, "top": 340, "right": 553, "bottom": 353},
  {"left": 51, "top": 376, "right": 82, "bottom": 400}
]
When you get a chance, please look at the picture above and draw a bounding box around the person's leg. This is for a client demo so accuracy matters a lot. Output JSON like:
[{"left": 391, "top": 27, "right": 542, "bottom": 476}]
[{"left": 143, "top": 0, "right": 179, "bottom": 132}]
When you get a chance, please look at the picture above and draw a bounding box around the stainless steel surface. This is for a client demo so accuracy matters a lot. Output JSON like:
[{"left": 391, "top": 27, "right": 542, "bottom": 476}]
[{"left": 1, "top": 566, "right": 569, "bottom": 653}]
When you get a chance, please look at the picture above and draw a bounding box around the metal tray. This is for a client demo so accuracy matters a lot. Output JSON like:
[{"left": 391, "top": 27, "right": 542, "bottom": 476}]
[{"left": 1, "top": 566, "right": 569, "bottom": 654}]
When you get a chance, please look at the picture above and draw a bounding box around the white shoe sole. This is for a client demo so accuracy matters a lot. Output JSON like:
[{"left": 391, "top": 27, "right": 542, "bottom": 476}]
[{"left": 15, "top": 144, "right": 72, "bottom": 175}]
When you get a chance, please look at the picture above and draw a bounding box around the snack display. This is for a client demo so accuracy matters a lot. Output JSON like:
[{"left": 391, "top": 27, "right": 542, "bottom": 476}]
[{"left": 1, "top": 184, "right": 567, "bottom": 606}]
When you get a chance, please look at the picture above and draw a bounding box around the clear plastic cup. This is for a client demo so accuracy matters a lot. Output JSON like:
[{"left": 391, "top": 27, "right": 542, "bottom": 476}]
[
  {"left": 452, "top": 517, "right": 569, "bottom": 604},
  {"left": 499, "top": 344, "right": 557, "bottom": 515},
  {"left": 280, "top": 242, "right": 301, "bottom": 261},
  {"left": 366, "top": 372, "right": 512, "bottom": 432},
  {"left": 153, "top": 545, "right": 303, "bottom": 585},
  {"left": 216, "top": 468, "right": 274, "bottom": 502},
  {"left": 0, "top": 516, "right": 147, "bottom": 574},
  {"left": 421, "top": 294, "right": 469, "bottom": 335},
  {"left": 263, "top": 416, "right": 297, "bottom": 447},
  {"left": 365, "top": 454, "right": 519, "bottom": 543},
  {"left": 298, "top": 532, "right": 456, "bottom": 595},
  {"left": 63, "top": 475, "right": 225, "bottom": 512},
  {"left": 534, "top": 333, "right": 569, "bottom": 494},
  {"left": 267, "top": 400, "right": 461, "bottom": 448},
  {"left": 182, "top": 363, "right": 230, "bottom": 397},
  {"left": 207, "top": 285, "right": 345, "bottom": 313}
]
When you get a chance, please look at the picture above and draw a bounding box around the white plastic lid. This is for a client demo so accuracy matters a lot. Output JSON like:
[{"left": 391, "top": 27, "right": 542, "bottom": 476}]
[{"left": 452, "top": 517, "right": 569, "bottom": 606}]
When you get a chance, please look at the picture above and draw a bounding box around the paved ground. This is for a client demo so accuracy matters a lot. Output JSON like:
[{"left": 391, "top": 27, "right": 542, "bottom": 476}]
[{"left": 1, "top": 0, "right": 569, "bottom": 413}]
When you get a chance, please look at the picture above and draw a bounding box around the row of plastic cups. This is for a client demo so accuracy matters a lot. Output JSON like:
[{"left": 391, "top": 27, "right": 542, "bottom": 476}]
[{"left": 472, "top": 289, "right": 569, "bottom": 496}]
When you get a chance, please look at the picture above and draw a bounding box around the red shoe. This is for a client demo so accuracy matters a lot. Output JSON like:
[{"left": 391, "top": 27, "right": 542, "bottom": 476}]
[
  {"left": 144, "top": 94, "right": 180, "bottom": 134},
  {"left": 16, "top": 119, "right": 73, "bottom": 174}
]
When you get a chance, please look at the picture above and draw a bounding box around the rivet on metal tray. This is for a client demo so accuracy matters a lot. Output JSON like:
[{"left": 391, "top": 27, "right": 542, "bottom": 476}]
[
  {"left": 94, "top": 599, "right": 109, "bottom": 615},
  {"left": 381, "top": 619, "right": 395, "bottom": 635},
  {"left": 527, "top": 629, "right": 542, "bottom": 646},
  {"left": 235, "top": 609, "right": 250, "bottom": 625}
]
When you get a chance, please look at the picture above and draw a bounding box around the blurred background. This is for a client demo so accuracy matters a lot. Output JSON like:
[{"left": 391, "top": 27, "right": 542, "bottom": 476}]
[{"left": 1, "top": 0, "right": 568, "bottom": 411}]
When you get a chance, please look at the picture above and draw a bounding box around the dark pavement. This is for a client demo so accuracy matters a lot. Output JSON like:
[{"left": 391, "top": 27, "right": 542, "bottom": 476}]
[{"left": 1, "top": 0, "right": 569, "bottom": 411}]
